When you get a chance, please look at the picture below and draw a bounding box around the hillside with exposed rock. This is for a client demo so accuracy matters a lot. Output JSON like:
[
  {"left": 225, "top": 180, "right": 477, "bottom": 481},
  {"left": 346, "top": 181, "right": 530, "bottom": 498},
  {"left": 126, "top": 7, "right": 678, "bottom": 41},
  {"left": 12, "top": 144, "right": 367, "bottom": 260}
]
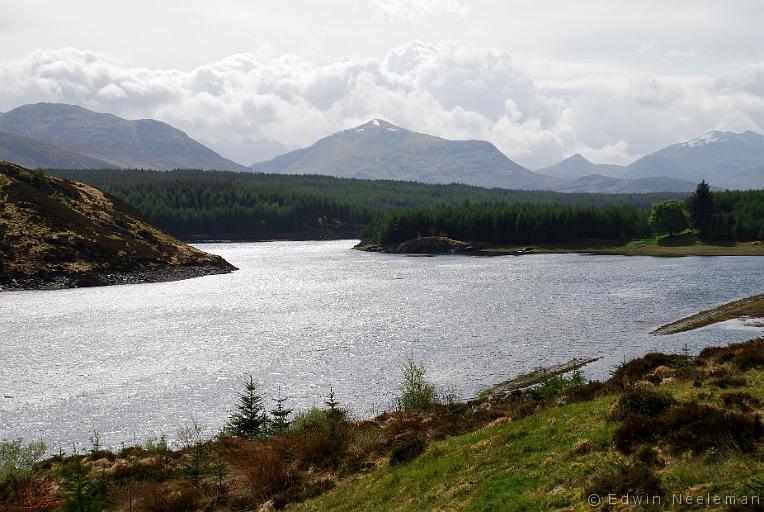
[{"left": 0, "top": 161, "right": 236, "bottom": 290}]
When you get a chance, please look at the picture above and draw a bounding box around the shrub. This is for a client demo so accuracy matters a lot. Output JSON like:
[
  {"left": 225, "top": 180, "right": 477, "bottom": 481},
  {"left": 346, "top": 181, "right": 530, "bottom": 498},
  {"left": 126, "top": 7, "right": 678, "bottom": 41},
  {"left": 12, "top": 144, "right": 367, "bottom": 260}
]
[
  {"left": 712, "top": 375, "right": 747, "bottom": 388},
  {"left": 609, "top": 353, "right": 687, "bottom": 386},
  {"left": 0, "top": 473, "right": 59, "bottom": 511},
  {"left": 572, "top": 439, "right": 592, "bottom": 455},
  {"left": 614, "top": 403, "right": 763, "bottom": 454},
  {"left": 722, "top": 392, "right": 761, "bottom": 412},
  {"left": 291, "top": 408, "right": 333, "bottom": 434},
  {"left": 0, "top": 438, "right": 47, "bottom": 484},
  {"left": 562, "top": 381, "right": 607, "bottom": 403},
  {"left": 635, "top": 445, "right": 664, "bottom": 467},
  {"left": 399, "top": 359, "right": 438, "bottom": 412},
  {"left": 239, "top": 444, "right": 299, "bottom": 502},
  {"left": 389, "top": 435, "right": 426, "bottom": 466},
  {"left": 699, "top": 338, "right": 764, "bottom": 370},
  {"left": 533, "top": 370, "right": 585, "bottom": 401},
  {"left": 609, "top": 387, "right": 674, "bottom": 421},
  {"left": 138, "top": 483, "right": 202, "bottom": 512},
  {"left": 177, "top": 419, "right": 208, "bottom": 485},
  {"left": 587, "top": 462, "right": 663, "bottom": 502}
]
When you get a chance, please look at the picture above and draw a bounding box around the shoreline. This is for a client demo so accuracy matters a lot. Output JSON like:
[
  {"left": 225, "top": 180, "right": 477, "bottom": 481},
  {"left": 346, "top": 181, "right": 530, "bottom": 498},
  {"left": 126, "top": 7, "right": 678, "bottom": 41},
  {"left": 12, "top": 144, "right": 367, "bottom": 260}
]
[
  {"left": 354, "top": 236, "right": 764, "bottom": 257},
  {"left": 651, "top": 293, "right": 764, "bottom": 335},
  {"left": 0, "top": 261, "right": 237, "bottom": 292}
]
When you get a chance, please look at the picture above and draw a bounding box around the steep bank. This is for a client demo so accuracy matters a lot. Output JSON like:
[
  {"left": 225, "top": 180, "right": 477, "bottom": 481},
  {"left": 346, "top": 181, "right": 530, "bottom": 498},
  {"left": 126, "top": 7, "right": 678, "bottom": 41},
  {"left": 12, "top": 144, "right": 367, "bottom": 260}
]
[{"left": 0, "top": 162, "right": 236, "bottom": 290}]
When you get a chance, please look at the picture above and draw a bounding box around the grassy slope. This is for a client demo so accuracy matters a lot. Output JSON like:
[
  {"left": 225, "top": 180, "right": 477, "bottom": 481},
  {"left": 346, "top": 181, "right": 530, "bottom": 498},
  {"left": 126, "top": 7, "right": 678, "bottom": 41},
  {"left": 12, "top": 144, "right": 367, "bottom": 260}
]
[
  {"left": 360, "top": 232, "right": 764, "bottom": 257},
  {"left": 478, "top": 233, "right": 764, "bottom": 257},
  {"left": 292, "top": 373, "right": 764, "bottom": 512},
  {"left": 652, "top": 294, "right": 764, "bottom": 335}
]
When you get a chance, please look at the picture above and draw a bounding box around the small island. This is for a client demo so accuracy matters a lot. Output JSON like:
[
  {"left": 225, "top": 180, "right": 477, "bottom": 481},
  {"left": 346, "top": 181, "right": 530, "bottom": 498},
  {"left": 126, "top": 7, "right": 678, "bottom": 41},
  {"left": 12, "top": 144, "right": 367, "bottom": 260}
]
[{"left": 0, "top": 162, "right": 237, "bottom": 291}]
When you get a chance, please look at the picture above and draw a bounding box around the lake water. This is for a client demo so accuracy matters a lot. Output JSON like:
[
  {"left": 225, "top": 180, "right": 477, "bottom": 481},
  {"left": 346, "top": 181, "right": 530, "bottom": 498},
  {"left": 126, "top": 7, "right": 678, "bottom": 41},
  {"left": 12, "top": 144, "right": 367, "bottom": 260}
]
[{"left": 1, "top": 240, "right": 762, "bottom": 451}]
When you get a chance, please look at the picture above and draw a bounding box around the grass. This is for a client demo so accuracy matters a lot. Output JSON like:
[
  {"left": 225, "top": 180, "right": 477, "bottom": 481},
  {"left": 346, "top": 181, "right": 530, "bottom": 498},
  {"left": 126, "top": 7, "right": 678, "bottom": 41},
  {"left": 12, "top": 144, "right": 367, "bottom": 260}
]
[
  {"left": 652, "top": 293, "right": 764, "bottom": 335},
  {"left": 291, "top": 365, "right": 764, "bottom": 511},
  {"left": 362, "top": 231, "right": 764, "bottom": 257},
  {"left": 5, "top": 339, "right": 764, "bottom": 511},
  {"left": 478, "top": 233, "right": 764, "bottom": 257}
]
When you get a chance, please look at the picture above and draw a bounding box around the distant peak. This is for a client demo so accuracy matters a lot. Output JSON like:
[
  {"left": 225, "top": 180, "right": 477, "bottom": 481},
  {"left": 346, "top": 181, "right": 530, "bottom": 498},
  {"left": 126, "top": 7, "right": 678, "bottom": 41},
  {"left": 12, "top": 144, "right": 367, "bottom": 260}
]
[
  {"left": 362, "top": 118, "right": 397, "bottom": 129},
  {"left": 565, "top": 153, "right": 591, "bottom": 163},
  {"left": 680, "top": 129, "right": 762, "bottom": 148}
]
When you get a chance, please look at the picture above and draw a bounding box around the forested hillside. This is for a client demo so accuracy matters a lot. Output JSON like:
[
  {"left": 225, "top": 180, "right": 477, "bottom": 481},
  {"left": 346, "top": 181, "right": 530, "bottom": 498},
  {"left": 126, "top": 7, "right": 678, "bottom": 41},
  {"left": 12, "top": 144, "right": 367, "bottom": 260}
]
[
  {"left": 363, "top": 189, "right": 764, "bottom": 246},
  {"left": 50, "top": 169, "right": 681, "bottom": 240}
]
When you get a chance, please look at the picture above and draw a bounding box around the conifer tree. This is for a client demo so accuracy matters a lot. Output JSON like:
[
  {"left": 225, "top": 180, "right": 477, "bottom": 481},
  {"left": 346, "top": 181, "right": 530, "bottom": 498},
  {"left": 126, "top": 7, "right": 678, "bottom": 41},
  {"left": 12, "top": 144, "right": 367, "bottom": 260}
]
[
  {"left": 227, "top": 375, "right": 268, "bottom": 440},
  {"left": 687, "top": 180, "right": 715, "bottom": 233},
  {"left": 269, "top": 387, "right": 293, "bottom": 436},
  {"left": 324, "top": 386, "right": 344, "bottom": 448}
]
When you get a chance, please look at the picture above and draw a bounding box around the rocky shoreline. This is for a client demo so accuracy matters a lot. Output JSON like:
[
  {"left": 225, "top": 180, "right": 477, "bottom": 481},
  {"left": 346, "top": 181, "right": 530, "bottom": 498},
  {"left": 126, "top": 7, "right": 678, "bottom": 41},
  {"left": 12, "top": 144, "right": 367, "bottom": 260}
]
[
  {"left": 0, "top": 260, "right": 237, "bottom": 292},
  {"left": 354, "top": 236, "right": 533, "bottom": 256}
]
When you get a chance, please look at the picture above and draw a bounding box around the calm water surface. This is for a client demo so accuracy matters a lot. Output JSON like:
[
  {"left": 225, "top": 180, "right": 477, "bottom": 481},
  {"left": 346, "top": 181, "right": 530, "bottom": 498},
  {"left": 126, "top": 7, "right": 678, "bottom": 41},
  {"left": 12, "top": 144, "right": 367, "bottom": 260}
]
[{"left": 1, "top": 240, "right": 762, "bottom": 450}]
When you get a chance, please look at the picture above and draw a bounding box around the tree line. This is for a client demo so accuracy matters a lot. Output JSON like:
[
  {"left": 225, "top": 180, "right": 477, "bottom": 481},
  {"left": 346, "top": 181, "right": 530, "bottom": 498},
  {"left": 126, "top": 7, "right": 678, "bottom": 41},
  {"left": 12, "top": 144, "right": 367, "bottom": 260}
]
[
  {"left": 366, "top": 183, "right": 763, "bottom": 245},
  {"left": 648, "top": 182, "right": 764, "bottom": 240},
  {"left": 364, "top": 202, "right": 651, "bottom": 245},
  {"left": 48, "top": 169, "right": 681, "bottom": 240}
]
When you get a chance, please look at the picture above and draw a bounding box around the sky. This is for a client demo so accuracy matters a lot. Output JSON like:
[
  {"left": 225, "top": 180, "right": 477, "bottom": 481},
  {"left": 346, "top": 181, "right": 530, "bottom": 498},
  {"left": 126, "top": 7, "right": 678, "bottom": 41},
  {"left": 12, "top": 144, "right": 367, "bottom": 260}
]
[{"left": 0, "top": 0, "right": 763, "bottom": 168}]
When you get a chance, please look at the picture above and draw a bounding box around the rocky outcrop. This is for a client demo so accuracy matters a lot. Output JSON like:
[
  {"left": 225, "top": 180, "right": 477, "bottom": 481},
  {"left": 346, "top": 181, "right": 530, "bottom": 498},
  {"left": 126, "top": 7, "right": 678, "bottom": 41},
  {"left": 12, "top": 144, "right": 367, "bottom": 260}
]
[{"left": 0, "top": 161, "right": 236, "bottom": 290}]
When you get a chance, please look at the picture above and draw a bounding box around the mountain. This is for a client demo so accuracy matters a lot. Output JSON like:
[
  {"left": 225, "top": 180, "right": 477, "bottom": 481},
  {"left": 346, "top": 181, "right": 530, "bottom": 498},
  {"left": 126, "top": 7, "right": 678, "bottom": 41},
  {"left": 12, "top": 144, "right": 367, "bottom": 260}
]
[
  {"left": 0, "top": 103, "right": 248, "bottom": 171},
  {"left": 556, "top": 174, "right": 697, "bottom": 194},
  {"left": 719, "top": 165, "right": 764, "bottom": 190},
  {"left": 626, "top": 130, "right": 764, "bottom": 183},
  {"left": 0, "top": 131, "right": 115, "bottom": 169},
  {"left": 0, "top": 161, "right": 236, "bottom": 290},
  {"left": 537, "top": 153, "right": 626, "bottom": 179},
  {"left": 251, "top": 119, "right": 563, "bottom": 190}
]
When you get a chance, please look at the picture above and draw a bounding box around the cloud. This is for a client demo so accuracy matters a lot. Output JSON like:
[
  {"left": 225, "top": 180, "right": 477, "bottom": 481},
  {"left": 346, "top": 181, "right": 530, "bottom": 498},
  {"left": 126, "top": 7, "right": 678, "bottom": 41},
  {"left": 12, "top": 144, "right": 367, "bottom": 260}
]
[
  {"left": 365, "top": 0, "right": 470, "bottom": 20},
  {"left": 0, "top": 44, "right": 762, "bottom": 168}
]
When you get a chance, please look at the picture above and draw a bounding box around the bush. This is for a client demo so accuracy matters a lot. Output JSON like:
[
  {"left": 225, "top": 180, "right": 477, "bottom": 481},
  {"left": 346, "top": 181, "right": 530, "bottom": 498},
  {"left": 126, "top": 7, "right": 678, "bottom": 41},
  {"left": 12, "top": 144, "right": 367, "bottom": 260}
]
[
  {"left": 722, "top": 392, "right": 761, "bottom": 412},
  {"left": 291, "top": 408, "right": 334, "bottom": 434},
  {"left": 635, "top": 445, "right": 664, "bottom": 467},
  {"left": 533, "top": 370, "right": 585, "bottom": 401},
  {"left": 609, "top": 387, "right": 674, "bottom": 421},
  {"left": 240, "top": 444, "right": 299, "bottom": 502},
  {"left": 0, "top": 438, "right": 47, "bottom": 484},
  {"left": 712, "top": 375, "right": 747, "bottom": 388},
  {"left": 562, "top": 381, "right": 607, "bottom": 403},
  {"left": 0, "top": 473, "right": 58, "bottom": 512},
  {"left": 699, "top": 338, "right": 764, "bottom": 370},
  {"left": 138, "top": 483, "right": 202, "bottom": 512},
  {"left": 614, "top": 403, "right": 763, "bottom": 454},
  {"left": 587, "top": 462, "right": 663, "bottom": 502},
  {"left": 399, "top": 360, "right": 438, "bottom": 412},
  {"left": 389, "top": 435, "right": 426, "bottom": 466},
  {"left": 609, "top": 353, "right": 687, "bottom": 386}
]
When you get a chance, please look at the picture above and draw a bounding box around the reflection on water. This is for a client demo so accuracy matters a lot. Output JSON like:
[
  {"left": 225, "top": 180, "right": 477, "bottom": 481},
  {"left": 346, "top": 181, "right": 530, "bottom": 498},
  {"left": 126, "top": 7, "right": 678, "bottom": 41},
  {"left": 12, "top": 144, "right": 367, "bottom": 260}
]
[{"left": 1, "top": 240, "right": 761, "bottom": 450}]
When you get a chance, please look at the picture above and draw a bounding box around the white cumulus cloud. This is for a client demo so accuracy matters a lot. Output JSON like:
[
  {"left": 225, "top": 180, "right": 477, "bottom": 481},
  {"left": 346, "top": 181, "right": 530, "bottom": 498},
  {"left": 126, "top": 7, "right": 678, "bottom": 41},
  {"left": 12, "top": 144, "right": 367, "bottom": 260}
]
[{"left": 0, "top": 43, "right": 762, "bottom": 169}]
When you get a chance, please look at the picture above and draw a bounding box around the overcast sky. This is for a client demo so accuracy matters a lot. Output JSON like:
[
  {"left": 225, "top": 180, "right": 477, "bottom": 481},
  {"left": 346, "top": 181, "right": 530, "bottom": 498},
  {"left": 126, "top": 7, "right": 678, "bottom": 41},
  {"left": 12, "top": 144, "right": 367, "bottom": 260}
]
[{"left": 1, "top": 0, "right": 763, "bottom": 168}]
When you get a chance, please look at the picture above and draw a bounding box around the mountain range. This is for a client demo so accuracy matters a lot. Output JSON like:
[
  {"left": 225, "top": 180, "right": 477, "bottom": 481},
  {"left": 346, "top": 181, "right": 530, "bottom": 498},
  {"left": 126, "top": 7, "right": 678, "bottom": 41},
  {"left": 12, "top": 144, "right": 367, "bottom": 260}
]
[
  {"left": 537, "top": 132, "right": 764, "bottom": 190},
  {"left": 0, "top": 102, "right": 762, "bottom": 192},
  {"left": 0, "top": 103, "right": 247, "bottom": 171}
]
